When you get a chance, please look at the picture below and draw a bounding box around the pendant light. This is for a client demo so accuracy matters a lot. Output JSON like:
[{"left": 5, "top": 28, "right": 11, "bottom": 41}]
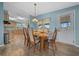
[{"left": 32, "top": 3, "right": 38, "bottom": 22}]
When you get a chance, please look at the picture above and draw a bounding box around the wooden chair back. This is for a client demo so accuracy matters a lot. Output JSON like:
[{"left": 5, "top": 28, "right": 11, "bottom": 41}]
[
  {"left": 52, "top": 28, "right": 57, "bottom": 40},
  {"left": 23, "top": 28, "right": 30, "bottom": 46}
]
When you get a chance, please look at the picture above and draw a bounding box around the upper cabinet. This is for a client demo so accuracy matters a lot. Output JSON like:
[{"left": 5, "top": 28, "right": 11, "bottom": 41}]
[{"left": 4, "top": 10, "right": 10, "bottom": 24}]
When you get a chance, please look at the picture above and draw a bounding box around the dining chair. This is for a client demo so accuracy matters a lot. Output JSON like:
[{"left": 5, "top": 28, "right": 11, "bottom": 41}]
[
  {"left": 23, "top": 28, "right": 30, "bottom": 47},
  {"left": 49, "top": 28, "right": 57, "bottom": 50},
  {"left": 45, "top": 28, "right": 57, "bottom": 55},
  {"left": 29, "top": 29, "right": 40, "bottom": 52},
  {"left": 46, "top": 28, "right": 57, "bottom": 56}
]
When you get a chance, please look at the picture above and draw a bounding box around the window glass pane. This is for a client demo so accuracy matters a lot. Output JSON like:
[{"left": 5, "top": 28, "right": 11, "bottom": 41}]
[
  {"left": 61, "top": 22, "right": 70, "bottom": 28},
  {"left": 44, "top": 24, "right": 49, "bottom": 28}
]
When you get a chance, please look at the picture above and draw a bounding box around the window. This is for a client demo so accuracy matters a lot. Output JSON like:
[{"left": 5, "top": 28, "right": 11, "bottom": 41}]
[
  {"left": 17, "top": 23, "right": 22, "bottom": 27},
  {"left": 17, "top": 23, "right": 26, "bottom": 28},
  {"left": 61, "top": 22, "right": 71, "bottom": 28},
  {"left": 38, "top": 25, "right": 42, "bottom": 28},
  {"left": 38, "top": 18, "right": 50, "bottom": 29},
  {"left": 44, "top": 23, "right": 50, "bottom": 29},
  {"left": 60, "top": 15, "right": 71, "bottom": 29}
]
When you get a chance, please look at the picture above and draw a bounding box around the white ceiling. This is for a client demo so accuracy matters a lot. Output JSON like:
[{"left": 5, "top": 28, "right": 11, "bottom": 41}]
[{"left": 4, "top": 2, "right": 79, "bottom": 18}]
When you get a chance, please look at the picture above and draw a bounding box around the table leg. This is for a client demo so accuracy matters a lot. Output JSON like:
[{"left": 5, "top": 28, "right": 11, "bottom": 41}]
[{"left": 40, "top": 39, "right": 44, "bottom": 51}]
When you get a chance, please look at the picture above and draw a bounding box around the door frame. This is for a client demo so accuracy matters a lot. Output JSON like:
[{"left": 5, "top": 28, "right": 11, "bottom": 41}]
[
  {"left": 57, "top": 10, "right": 76, "bottom": 46},
  {"left": 73, "top": 10, "right": 79, "bottom": 47}
]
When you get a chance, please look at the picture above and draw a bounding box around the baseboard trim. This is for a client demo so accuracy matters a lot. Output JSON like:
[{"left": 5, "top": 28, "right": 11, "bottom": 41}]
[
  {"left": 74, "top": 44, "right": 79, "bottom": 48},
  {"left": 0, "top": 44, "right": 4, "bottom": 47},
  {"left": 56, "top": 40, "right": 74, "bottom": 45},
  {"left": 57, "top": 41, "right": 79, "bottom": 48}
]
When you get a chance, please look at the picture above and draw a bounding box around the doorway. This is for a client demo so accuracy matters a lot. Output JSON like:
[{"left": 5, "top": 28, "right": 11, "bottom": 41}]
[{"left": 57, "top": 10, "right": 75, "bottom": 45}]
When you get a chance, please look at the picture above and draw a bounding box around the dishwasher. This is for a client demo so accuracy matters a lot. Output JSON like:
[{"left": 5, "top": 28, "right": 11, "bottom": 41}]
[{"left": 4, "top": 32, "right": 9, "bottom": 44}]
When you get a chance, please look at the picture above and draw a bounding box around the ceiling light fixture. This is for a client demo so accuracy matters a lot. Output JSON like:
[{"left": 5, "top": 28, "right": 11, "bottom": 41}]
[{"left": 32, "top": 3, "right": 38, "bottom": 22}]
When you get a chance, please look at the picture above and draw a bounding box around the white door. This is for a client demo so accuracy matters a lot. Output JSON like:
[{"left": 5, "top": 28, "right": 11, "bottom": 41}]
[{"left": 57, "top": 11, "right": 75, "bottom": 45}]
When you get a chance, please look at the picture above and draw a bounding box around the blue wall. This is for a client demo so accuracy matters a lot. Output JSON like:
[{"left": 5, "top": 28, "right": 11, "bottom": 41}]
[
  {"left": 29, "top": 16, "right": 38, "bottom": 29},
  {"left": 0, "top": 2, "right": 4, "bottom": 45},
  {"left": 36, "top": 5, "right": 79, "bottom": 45}
]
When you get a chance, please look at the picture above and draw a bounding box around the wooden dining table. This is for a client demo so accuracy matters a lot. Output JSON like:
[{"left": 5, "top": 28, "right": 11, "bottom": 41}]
[
  {"left": 32, "top": 30, "right": 49, "bottom": 51},
  {"left": 39, "top": 32, "right": 48, "bottom": 51}
]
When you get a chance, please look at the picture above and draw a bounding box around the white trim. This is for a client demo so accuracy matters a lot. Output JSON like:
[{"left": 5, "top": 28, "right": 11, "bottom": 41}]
[
  {"left": 74, "top": 44, "right": 79, "bottom": 48},
  {"left": 57, "top": 40, "right": 74, "bottom": 45},
  {"left": 73, "top": 10, "right": 76, "bottom": 46},
  {"left": 57, "top": 41, "right": 79, "bottom": 48},
  {"left": 0, "top": 44, "right": 4, "bottom": 47}
]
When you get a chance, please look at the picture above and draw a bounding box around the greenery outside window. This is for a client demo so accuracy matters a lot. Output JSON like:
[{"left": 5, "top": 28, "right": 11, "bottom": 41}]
[{"left": 60, "top": 15, "right": 71, "bottom": 29}]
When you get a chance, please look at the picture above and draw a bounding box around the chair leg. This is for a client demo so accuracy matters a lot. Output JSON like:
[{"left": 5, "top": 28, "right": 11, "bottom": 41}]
[
  {"left": 31, "top": 42, "right": 35, "bottom": 52},
  {"left": 24, "top": 39, "right": 27, "bottom": 46},
  {"left": 55, "top": 42, "right": 57, "bottom": 51},
  {"left": 53, "top": 47, "right": 56, "bottom": 56},
  {"left": 53, "top": 44, "right": 56, "bottom": 50},
  {"left": 52, "top": 41, "right": 57, "bottom": 56},
  {"left": 27, "top": 40, "right": 29, "bottom": 47},
  {"left": 32, "top": 46, "right": 35, "bottom": 52},
  {"left": 24, "top": 39, "right": 29, "bottom": 47}
]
